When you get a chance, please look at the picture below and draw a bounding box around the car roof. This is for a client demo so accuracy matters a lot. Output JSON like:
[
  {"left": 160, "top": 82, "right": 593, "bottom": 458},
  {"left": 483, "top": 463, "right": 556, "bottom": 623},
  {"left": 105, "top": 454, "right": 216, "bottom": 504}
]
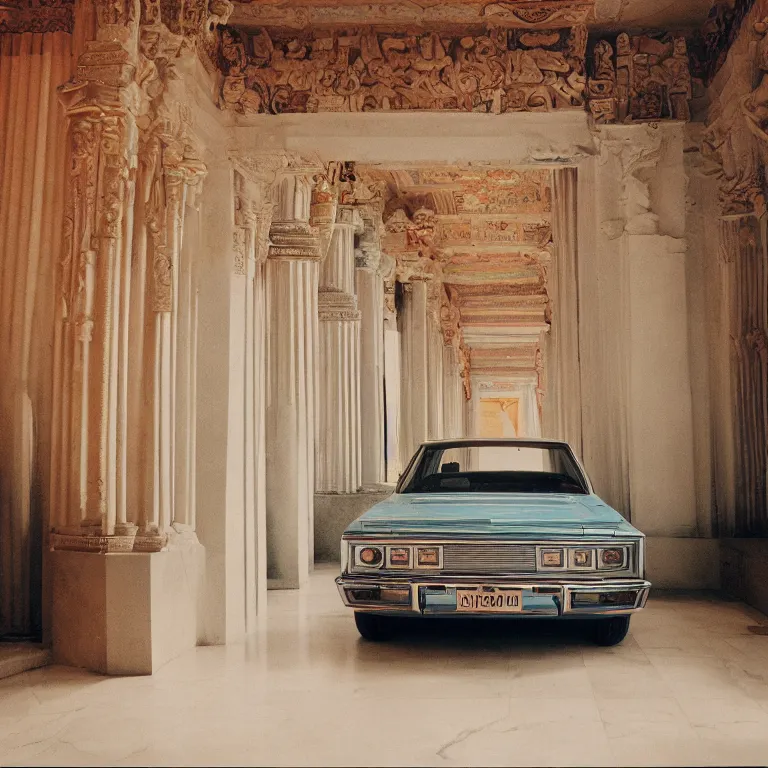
[{"left": 421, "top": 437, "right": 572, "bottom": 448}]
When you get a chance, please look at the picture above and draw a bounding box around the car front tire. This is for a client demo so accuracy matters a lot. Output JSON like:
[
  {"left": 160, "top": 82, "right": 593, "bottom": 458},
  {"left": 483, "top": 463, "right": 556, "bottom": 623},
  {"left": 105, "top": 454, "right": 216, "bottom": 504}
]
[
  {"left": 593, "top": 616, "right": 630, "bottom": 646},
  {"left": 354, "top": 611, "right": 394, "bottom": 641}
]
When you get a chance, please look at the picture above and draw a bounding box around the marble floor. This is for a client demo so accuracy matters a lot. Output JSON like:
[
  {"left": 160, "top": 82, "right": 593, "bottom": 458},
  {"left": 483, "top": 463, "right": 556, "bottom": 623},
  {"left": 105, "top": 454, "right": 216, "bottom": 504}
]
[{"left": 3, "top": 565, "right": 768, "bottom": 767}]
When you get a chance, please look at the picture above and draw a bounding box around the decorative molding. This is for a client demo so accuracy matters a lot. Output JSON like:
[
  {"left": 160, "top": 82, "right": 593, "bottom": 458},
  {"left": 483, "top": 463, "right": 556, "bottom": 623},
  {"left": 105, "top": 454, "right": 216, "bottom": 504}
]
[
  {"left": 310, "top": 169, "right": 340, "bottom": 259},
  {"left": 50, "top": 531, "right": 168, "bottom": 553},
  {"left": 318, "top": 290, "right": 361, "bottom": 322},
  {"left": 217, "top": 25, "right": 587, "bottom": 115},
  {"left": 587, "top": 33, "right": 692, "bottom": 124},
  {"left": 229, "top": 1, "right": 594, "bottom": 30}
]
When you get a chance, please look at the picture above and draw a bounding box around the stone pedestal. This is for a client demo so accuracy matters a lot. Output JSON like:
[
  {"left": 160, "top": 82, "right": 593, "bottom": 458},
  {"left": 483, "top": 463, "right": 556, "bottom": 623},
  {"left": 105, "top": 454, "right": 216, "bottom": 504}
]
[
  {"left": 316, "top": 207, "right": 363, "bottom": 493},
  {"left": 51, "top": 545, "right": 204, "bottom": 675},
  {"left": 266, "top": 173, "right": 320, "bottom": 589}
]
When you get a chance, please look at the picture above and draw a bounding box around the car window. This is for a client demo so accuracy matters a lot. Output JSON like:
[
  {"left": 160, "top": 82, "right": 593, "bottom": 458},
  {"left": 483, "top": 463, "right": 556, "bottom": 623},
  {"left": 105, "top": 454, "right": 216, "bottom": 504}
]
[{"left": 398, "top": 442, "right": 588, "bottom": 495}]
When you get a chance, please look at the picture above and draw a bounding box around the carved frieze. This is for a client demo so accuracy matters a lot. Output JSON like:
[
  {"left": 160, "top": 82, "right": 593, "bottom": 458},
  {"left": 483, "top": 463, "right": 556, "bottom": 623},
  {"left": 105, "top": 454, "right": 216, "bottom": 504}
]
[
  {"left": 0, "top": 0, "right": 74, "bottom": 33},
  {"left": 217, "top": 25, "right": 587, "bottom": 115},
  {"left": 438, "top": 217, "right": 552, "bottom": 247},
  {"left": 587, "top": 33, "right": 692, "bottom": 124}
]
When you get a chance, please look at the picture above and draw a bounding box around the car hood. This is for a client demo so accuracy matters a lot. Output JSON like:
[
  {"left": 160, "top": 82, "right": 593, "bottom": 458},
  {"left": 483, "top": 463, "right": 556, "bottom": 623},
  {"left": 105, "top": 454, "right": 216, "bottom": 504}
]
[{"left": 344, "top": 493, "right": 642, "bottom": 538}]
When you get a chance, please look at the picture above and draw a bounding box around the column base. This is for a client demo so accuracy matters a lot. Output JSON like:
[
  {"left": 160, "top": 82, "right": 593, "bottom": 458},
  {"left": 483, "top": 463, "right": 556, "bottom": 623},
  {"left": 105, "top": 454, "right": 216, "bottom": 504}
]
[
  {"left": 51, "top": 543, "right": 205, "bottom": 675},
  {"left": 721, "top": 539, "right": 768, "bottom": 616},
  {"left": 314, "top": 491, "right": 394, "bottom": 562},
  {"left": 644, "top": 536, "right": 720, "bottom": 589}
]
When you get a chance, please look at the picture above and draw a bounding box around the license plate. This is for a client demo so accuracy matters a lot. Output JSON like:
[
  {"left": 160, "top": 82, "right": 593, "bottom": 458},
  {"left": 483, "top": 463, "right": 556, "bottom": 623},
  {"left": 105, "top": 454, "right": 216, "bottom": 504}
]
[{"left": 456, "top": 588, "right": 522, "bottom": 613}]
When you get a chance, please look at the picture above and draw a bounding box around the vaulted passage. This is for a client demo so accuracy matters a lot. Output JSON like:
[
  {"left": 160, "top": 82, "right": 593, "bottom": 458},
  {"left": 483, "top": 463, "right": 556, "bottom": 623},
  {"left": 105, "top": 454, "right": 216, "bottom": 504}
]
[{"left": 0, "top": 0, "right": 767, "bottom": 693}]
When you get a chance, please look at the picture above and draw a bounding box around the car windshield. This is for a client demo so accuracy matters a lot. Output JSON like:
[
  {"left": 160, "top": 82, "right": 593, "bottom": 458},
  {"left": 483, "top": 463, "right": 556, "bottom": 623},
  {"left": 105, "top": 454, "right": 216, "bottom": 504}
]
[{"left": 397, "top": 441, "right": 589, "bottom": 495}]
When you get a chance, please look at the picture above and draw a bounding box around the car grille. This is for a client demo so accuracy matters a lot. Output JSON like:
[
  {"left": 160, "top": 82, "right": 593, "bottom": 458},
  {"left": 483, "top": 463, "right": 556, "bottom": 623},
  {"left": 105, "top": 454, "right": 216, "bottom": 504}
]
[{"left": 442, "top": 544, "right": 537, "bottom": 574}]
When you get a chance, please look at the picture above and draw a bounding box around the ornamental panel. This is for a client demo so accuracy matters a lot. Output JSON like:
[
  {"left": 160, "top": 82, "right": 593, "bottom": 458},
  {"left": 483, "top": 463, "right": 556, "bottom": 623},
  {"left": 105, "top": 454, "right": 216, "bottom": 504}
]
[{"left": 218, "top": 25, "right": 588, "bottom": 114}]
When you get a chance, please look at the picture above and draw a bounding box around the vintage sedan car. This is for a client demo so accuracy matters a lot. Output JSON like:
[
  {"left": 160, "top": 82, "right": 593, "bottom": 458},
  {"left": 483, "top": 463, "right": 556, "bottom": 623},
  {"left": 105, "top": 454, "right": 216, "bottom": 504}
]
[{"left": 336, "top": 438, "right": 650, "bottom": 646}]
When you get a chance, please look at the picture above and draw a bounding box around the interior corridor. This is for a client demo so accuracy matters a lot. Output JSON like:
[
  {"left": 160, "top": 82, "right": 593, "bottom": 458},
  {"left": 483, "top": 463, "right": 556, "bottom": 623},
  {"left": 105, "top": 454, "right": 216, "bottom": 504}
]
[{"left": 2, "top": 566, "right": 768, "bottom": 768}]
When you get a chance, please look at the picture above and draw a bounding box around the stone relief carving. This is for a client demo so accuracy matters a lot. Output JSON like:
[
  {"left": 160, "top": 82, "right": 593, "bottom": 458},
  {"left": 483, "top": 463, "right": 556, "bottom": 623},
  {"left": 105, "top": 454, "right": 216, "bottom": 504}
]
[
  {"left": 742, "top": 17, "right": 768, "bottom": 170},
  {"left": 587, "top": 33, "right": 692, "bottom": 123},
  {"left": 688, "top": 0, "right": 758, "bottom": 86},
  {"left": 310, "top": 167, "right": 341, "bottom": 260},
  {"left": 217, "top": 25, "right": 587, "bottom": 115},
  {"left": 51, "top": 0, "right": 232, "bottom": 546},
  {"left": 697, "top": 0, "right": 768, "bottom": 218},
  {"left": 438, "top": 217, "right": 552, "bottom": 247},
  {"left": 0, "top": 0, "right": 74, "bottom": 33},
  {"left": 703, "top": 114, "right": 765, "bottom": 217},
  {"left": 233, "top": 170, "right": 272, "bottom": 274}
]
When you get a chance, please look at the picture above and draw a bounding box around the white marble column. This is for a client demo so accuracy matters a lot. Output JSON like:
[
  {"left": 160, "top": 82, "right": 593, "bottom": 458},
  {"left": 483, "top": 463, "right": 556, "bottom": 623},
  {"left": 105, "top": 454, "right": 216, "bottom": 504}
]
[
  {"left": 543, "top": 166, "right": 583, "bottom": 453},
  {"left": 316, "top": 207, "right": 363, "bottom": 493},
  {"left": 266, "top": 172, "right": 320, "bottom": 589},
  {"left": 383, "top": 279, "right": 401, "bottom": 483},
  {"left": 427, "top": 318, "right": 444, "bottom": 440},
  {"left": 399, "top": 280, "right": 429, "bottom": 467},
  {"left": 355, "top": 245, "right": 385, "bottom": 488},
  {"left": 442, "top": 345, "right": 465, "bottom": 439}
]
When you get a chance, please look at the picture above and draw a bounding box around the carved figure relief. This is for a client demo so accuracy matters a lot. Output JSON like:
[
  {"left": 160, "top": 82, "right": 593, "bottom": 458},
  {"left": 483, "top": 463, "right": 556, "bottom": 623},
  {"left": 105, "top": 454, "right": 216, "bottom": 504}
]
[
  {"left": 587, "top": 33, "right": 692, "bottom": 123},
  {"left": 217, "top": 25, "right": 587, "bottom": 115},
  {"left": 742, "top": 17, "right": 768, "bottom": 170}
]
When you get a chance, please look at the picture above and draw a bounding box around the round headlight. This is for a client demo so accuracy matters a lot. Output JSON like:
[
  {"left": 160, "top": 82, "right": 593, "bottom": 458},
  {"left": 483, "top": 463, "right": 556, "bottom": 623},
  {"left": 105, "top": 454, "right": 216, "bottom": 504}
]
[
  {"left": 601, "top": 548, "right": 624, "bottom": 566},
  {"left": 359, "top": 547, "right": 382, "bottom": 566}
]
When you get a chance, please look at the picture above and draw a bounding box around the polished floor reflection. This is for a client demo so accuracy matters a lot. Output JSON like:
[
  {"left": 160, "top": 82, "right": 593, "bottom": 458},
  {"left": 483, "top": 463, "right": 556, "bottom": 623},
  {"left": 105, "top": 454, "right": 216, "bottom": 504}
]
[{"left": 3, "top": 565, "right": 768, "bottom": 766}]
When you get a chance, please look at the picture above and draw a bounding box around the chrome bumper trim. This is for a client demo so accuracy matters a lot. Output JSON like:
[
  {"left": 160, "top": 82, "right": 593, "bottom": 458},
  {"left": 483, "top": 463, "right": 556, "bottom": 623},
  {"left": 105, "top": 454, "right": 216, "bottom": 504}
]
[{"left": 336, "top": 576, "right": 652, "bottom": 616}]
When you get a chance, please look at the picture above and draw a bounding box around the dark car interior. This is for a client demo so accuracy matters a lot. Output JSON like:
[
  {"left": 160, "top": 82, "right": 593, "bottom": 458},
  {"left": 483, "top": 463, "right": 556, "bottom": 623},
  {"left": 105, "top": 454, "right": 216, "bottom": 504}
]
[{"left": 410, "top": 470, "right": 588, "bottom": 494}]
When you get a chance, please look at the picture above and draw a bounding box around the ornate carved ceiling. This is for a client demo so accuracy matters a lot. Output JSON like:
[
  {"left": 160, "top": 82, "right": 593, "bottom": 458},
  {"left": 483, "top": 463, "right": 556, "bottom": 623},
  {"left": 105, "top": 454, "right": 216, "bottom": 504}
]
[
  {"left": 366, "top": 162, "right": 551, "bottom": 376},
  {"left": 470, "top": 342, "right": 540, "bottom": 375}
]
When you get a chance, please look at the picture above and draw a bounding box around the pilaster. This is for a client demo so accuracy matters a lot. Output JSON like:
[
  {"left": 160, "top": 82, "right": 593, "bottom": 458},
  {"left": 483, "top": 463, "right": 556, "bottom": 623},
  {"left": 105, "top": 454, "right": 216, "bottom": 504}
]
[{"left": 584, "top": 123, "right": 697, "bottom": 538}]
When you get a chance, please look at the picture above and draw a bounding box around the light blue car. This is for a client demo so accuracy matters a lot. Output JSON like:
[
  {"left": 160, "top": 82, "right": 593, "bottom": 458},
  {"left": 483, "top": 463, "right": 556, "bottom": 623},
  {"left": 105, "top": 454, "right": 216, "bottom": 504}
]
[{"left": 336, "top": 438, "right": 650, "bottom": 646}]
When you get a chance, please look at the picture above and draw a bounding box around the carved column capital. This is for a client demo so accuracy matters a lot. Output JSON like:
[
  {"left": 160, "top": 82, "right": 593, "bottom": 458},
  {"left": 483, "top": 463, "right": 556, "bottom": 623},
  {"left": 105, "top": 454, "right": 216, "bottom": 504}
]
[
  {"left": 335, "top": 205, "right": 365, "bottom": 232},
  {"left": 269, "top": 171, "right": 321, "bottom": 261}
]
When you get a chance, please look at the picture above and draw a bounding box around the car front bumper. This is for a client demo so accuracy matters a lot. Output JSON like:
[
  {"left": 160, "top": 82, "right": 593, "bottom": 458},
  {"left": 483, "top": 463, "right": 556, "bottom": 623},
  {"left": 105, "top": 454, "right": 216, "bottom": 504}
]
[{"left": 336, "top": 575, "right": 652, "bottom": 617}]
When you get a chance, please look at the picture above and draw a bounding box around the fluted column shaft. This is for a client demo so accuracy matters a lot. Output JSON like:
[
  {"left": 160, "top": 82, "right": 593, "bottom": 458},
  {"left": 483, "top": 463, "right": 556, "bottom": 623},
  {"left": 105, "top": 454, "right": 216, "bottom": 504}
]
[
  {"left": 427, "top": 318, "right": 444, "bottom": 440},
  {"left": 356, "top": 256, "right": 385, "bottom": 488},
  {"left": 316, "top": 207, "right": 363, "bottom": 493},
  {"left": 399, "top": 281, "right": 429, "bottom": 467},
  {"left": 383, "top": 279, "right": 401, "bottom": 483},
  {"left": 266, "top": 173, "right": 320, "bottom": 589},
  {"left": 442, "top": 345, "right": 465, "bottom": 439}
]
